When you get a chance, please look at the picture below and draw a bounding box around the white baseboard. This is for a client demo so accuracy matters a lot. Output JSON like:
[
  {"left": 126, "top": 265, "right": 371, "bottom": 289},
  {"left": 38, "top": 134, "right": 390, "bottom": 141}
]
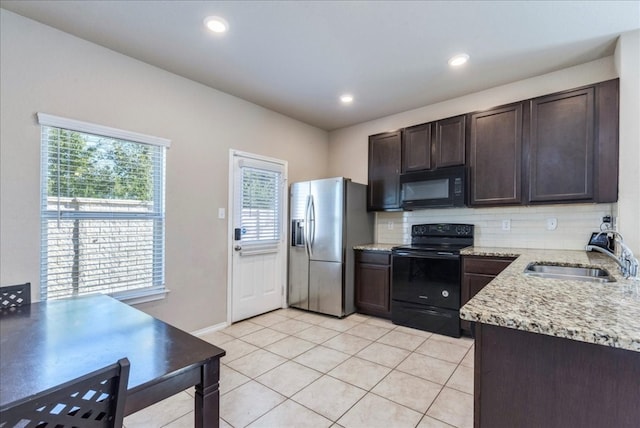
[{"left": 191, "top": 321, "right": 228, "bottom": 337}]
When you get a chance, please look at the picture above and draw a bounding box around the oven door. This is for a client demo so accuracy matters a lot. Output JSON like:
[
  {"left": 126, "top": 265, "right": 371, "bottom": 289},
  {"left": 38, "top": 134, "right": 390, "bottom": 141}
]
[
  {"left": 391, "top": 252, "right": 461, "bottom": 310},
  {"left": 391, "top": 301, "right": 461, "bottom": 337}
]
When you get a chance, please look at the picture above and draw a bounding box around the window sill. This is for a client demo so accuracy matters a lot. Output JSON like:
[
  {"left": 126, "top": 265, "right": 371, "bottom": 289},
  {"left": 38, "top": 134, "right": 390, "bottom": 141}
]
[{"left": 113, "top": 287, "right": 170, "bottom": 305}]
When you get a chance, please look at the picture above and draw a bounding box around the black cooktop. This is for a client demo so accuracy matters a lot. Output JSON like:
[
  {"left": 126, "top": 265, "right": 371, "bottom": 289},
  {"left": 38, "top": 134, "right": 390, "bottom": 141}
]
[
  {"left": 393, "top": 223, "right": 474, "bottom": 254},
  {"left": 392, "top": 243, "right": 470, "bottom": 253}
]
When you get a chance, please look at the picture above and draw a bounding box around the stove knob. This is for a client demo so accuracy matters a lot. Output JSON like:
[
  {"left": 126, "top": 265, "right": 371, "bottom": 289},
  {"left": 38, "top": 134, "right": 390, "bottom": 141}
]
[{"left": 442, "top": 290, "right": 449, "bottom": 298}]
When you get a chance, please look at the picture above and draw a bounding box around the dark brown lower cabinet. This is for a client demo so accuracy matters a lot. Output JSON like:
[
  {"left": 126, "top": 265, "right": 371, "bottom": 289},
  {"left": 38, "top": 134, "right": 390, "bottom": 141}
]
[
  {"left": 474, "top": 323, "right": 640, "bottom": 428},
  {"left": 354, "top": 250, "right": 391, "bottom": 318},
  {"left": 461, "top": 256, "right": 515, "bottom": 334}
]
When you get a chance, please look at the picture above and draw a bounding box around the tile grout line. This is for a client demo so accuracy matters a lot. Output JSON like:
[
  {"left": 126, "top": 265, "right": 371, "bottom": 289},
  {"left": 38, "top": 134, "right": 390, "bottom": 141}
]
[
  {"left": 222, "top": 325, "right": 340, "bottom": 426},
  {"left": 419, "top": 346, "right": 474, "bottom": 428},
  {"left": 217, "top": 309, "right": 474, "bottom": 428},
  {"left": 221, "top": 312, "right": 371, "bottom": 426}
]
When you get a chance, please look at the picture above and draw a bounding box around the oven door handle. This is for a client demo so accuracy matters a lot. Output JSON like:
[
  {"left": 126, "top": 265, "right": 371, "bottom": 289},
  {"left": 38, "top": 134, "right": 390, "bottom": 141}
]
[
  {"left": 436, "top": 251, "right": 454, "bottom": 256},
  {"left": 418, "top": 309, "right": 453, "bottom": 318},
  {"left": 393, "top": 251, "right": 413, "bottom": 257}
]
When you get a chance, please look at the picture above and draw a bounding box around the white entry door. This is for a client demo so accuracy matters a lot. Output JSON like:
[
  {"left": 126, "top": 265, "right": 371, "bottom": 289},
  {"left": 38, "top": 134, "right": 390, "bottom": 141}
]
[{"left": 228, "top": 150, "right": 288, "bottom": 323}]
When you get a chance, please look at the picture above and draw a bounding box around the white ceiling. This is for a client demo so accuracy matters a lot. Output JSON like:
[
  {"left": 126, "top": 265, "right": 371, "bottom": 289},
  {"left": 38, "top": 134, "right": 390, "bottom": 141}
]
[{"left": 1, "top": 1, "right": 639, "bottom": 131}]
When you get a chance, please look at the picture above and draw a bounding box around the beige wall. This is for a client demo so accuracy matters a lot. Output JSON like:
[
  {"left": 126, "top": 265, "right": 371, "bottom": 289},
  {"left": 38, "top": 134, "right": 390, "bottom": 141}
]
[
  {"left": 2, "top": 9, "right": 638, "bottom": 333},
  {"left": 328, "top": 55, "right": 640, "bottom": 253},
  {"left": 614, "top": 30, "right": 640, "bottom": 255},
  {"left": 0, "top": 10, "right": 329, "bottom": 331}
]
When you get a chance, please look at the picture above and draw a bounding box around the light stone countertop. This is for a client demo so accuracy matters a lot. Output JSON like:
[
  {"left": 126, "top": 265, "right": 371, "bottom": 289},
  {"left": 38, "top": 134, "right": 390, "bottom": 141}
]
[
  {"left": 460, "top": 247, "right": 640, "bottom": 352},
  {"left": 353, "top": 243, "right": 397, "bottom": 252}
]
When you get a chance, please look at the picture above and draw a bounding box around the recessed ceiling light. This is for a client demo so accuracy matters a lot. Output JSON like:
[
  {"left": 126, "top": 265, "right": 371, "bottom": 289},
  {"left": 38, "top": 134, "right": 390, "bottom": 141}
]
[
  {"left": 340, "top": 94, "right": 354, "bottom": 104},
  {"left": 204, "top": 16, "right": 229, "bottom": 34},
  {"left": 448, "top": 53, "right": 469, "bottom": 67}
]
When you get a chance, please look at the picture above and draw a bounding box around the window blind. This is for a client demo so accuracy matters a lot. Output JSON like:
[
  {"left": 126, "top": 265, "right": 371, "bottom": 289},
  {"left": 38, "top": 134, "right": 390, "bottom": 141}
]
[
  {"left": 239, "top": 166, "right": 282, "bottom": 249},
  {"left": 39, "top": 116, "right": 167, "bottom": 300}
]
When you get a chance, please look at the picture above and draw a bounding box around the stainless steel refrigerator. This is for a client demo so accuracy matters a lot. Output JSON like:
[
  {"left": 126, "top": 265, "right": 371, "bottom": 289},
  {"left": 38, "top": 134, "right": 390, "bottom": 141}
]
[{"left": 288, "top": 177, "right": 373, "bottom": 317}]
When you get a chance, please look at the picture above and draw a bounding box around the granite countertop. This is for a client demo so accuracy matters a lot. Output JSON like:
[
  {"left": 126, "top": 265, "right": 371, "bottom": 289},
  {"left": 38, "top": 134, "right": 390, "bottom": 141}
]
[
  {"left": 460, "top": 247, "right": 640, "bottom": 352},
  {"left": 353, "top": 243, "right": 398, "bottom": 251}
]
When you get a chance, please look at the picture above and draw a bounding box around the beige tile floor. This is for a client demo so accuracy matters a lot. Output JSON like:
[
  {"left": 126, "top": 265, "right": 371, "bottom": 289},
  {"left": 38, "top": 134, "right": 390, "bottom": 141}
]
[{"left": 124, "top": 308, "right": 474, "bottom": 428}]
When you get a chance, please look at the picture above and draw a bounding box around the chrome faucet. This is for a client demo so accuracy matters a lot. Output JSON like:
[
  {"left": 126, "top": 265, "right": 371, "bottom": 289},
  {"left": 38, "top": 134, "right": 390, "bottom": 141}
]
[{"left": 586, "top": 231, "right": 639, "bottom": 279}]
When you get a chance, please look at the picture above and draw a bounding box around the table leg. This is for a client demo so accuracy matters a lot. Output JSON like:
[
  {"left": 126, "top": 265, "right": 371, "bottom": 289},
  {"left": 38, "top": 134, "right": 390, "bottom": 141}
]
[{"left": 195, "top": 359, "right": 221, "bottom": 428}]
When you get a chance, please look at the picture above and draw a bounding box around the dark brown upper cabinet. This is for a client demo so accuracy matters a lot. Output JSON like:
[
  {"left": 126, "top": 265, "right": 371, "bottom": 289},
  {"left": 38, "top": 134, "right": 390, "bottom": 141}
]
[
  {"left": 526, "top": 79, "right": 619, "bottom": 204},
  {"left": 401, "top": 115, "right": 465, "bottom": 173},
  {"left": 434, "top": 115, "right": 466, "bottom": 168},
  {"left": 469, "top": 102, "right": 524, "bottom": 206},
  {"left": 402, "top": 123, "right": 432, "bottom": 172},
  {"left": 368, "top": 79, "right": 618, "bottom": 211},
  {"left": 368, "top": 131, "right": 402, "bottom": 211},
  {"left": 527, "top": 87, "right": 595, "bottom": 202}
]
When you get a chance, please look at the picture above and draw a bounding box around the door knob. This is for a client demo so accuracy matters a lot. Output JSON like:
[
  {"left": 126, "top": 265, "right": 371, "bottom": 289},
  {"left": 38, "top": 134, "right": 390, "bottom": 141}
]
[{"left": 234, "top": 245, "right": 242, "bottom": 251}]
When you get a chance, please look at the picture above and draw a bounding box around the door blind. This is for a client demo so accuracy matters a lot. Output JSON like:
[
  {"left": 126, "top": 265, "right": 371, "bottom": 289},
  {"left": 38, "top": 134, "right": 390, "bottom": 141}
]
[{"left": 240, "top": 166, "right": 282, "bottom": 248}]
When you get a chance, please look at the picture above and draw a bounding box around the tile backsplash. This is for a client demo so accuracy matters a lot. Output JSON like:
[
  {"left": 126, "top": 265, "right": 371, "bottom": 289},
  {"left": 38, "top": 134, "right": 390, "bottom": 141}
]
[{"left": 375, "top": 203, "right": 616, "bottom": 250}]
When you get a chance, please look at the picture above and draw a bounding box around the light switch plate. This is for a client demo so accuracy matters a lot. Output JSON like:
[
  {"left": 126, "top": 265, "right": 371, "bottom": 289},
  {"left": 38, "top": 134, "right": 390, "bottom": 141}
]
[
  {"left": 546, "top": 217, "right": 557, "bottom": 230},
  {"left": 218, "top": 208, "right": 225, "bottom": 219}
]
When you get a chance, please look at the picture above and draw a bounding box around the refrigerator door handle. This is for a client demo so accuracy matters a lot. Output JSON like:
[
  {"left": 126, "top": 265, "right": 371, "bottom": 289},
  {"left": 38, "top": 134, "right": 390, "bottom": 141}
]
[
  {"left": 308, "top": 195, "right": 316, "bottom": 255},
  {"left": 305, "top": 195, "right": 312, "bottom": 257}
]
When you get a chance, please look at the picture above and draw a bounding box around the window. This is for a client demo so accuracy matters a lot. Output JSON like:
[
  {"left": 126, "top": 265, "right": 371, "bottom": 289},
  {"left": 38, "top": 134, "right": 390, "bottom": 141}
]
[{"left": 38, "top": 113, "right": 170, "bottom": 301}]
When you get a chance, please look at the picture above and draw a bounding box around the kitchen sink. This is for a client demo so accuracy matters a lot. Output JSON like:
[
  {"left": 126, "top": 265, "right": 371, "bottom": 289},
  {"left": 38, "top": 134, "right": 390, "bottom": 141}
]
[{"left": 523, "top": 262, "right": 615, "bottom": 283}]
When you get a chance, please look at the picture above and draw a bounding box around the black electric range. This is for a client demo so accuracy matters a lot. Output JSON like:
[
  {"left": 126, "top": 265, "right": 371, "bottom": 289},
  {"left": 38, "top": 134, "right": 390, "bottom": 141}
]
[{"left": 391, "top": 223, "right": 474, "bottom": 337}]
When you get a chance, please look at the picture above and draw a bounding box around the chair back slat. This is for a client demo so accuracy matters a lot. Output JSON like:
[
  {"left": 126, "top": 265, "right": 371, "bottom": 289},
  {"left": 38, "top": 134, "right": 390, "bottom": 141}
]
[
  {"left": 0, "top": 283, "right": 31, "bottom": 309},
  {"left": 0, "top": 358, "right": 130, "bottom": 428}
]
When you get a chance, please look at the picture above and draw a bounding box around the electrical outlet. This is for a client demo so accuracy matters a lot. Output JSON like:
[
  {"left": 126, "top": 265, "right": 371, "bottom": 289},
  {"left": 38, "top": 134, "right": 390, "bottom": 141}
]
[
  {"left": 546, "top": 217, "right": 557, "bottom": 231},
  {"left": 387, "top": 221, "right": 394, "bottom": 230},
  {"left": 502, "top": 219, "right": 511, "bottom": 231}
]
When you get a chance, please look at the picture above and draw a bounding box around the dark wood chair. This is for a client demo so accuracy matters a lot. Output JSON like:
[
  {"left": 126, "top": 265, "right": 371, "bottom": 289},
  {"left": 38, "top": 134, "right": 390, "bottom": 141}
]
[
  {"left": 0, "top": 358, "right": 130, "bottom": 428},
  {"left": 0, "top": 282, "right": 31, "bottom": 309}
]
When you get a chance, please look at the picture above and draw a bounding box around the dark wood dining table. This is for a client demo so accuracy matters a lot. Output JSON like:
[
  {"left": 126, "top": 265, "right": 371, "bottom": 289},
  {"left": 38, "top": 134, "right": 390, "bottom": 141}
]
[{"left": 0, "top": 294, "right": 225, "bottom": 427}]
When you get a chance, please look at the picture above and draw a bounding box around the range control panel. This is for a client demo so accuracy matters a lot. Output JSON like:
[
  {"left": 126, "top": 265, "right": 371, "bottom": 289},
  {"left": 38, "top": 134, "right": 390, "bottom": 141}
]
[{"left": 411, "top": 223, "right": 474, "bottom": 238}]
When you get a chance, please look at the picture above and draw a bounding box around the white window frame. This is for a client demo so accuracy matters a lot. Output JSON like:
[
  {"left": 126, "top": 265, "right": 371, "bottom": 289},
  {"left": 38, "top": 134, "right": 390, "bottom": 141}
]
[{"left": 38, "top": 113, "right": 170, "bottom": 304}]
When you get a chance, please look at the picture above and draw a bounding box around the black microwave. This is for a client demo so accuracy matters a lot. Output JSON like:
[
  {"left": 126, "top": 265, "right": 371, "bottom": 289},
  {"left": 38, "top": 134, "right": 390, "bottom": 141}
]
[{"left": 400, "top": 166, "right": 467, "bottom": 209}]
